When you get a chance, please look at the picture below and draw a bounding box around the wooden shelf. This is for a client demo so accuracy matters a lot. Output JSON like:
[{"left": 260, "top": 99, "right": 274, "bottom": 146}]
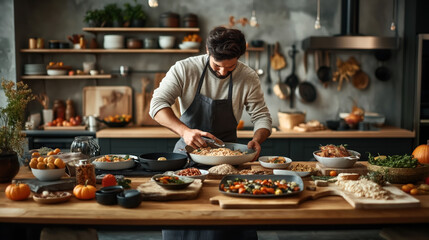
[
  {"left": 247, "top": 47, "right": 264, "bottom": 52},
  {"left": 83, "top": 27, "right": 200, "bottom": 33},
  {"left": 20, "top": 49, "right": 200, "bottom": 54},
  {"left": 21, "top": 74, "right": 113, "bottom": 80}
]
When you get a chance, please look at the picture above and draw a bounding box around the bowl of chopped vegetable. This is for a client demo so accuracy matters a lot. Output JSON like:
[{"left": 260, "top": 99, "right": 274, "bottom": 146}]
[
  {"left": 91, "top": 154, "right": 137, "bottom": 170},
  {"left": 259, "top": 156, "right": 292, "bottom": 169},
  {"left": 313, "top": 144, "right": 360, "bottom": 168},
  {"left": 152, "top": 174, "right": 194, "bottom": 190},
  {"left": 173, "top": 168, "right": 209, "bottom": 182},
  {"left": 367, "top": 153, "right": 429, "bottom": 183}
]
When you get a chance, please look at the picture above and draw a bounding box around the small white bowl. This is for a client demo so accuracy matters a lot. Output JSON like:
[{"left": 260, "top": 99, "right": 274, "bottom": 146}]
[
  {"left": 47, "top": 69, "right": 67, "bottom": 76},
  {"left": 181, "top": 41, "right": 200, "bottom": 49},
  {"left": 159, "top": 36, "right": 175, "bottom": 49},
  {"left": 258, "top": 156, "right": 292, "bottom": 169},
  {"left": 313, "top": 150, "right": 361, "bottom": 168},
  {"left": 31, "top": 168, "right": 65, "bottom": 181},
  {"left": 273, "top": 169, "right": 311, "bottom": 177},
  {"left": 89, "top": 70, "right": 99, "bottom": 76}
]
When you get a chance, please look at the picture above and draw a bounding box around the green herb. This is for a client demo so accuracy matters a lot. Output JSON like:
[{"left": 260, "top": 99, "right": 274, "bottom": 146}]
[
  {"left": 311, "top": 175, "right": 336, "bottom": 181},
  {"left": 364, "top": 171, "right": 388, "bottom": 185},
  {"left": 117, "top": 178, "right": 131, "bottom": 189},
  {"left": 368, "top": 153, "right": 419, "bottom": 168}
]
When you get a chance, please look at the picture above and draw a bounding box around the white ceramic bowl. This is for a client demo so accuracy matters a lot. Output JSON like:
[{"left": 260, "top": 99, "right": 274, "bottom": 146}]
[
  {"left": 273, "top": 169, "right": 311, "bottom": 177},
  {"left": 313, "top": 150, "right": 361, "bottom": 168},
  {"left": 159, "top": 36, "right": 175, "bottom": 49},
  {"left": 31, "top": 168, "right": 65, "bottom": 181},
  {"left": 47, "top": 69, "right": 67, "bottom": 76},
  {"left": 91, "top": 154, "right": 137, "bottom": 170},
  {"left": 188, "top": 143, "right": 257, "bottom": 166},
  {"left": 173, "top": 169, "right": 209, "bottom": 182},
  {"left": 258, "top": 156, "right": 292, "bottom": 169},
  {"left": 104, "top": 35, "right": 124, "bottom": 49},
  {"left": 179, "top": 41, "right": 200, "bottom": 49}
]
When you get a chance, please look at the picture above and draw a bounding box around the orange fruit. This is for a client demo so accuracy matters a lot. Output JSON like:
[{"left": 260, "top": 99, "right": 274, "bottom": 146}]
[
  {"left": 410, "top": 188, "right": 419, "bottom": 195},
  {"left": 329, "top": 170, "right": 338, "bottom": 177},
  {"left": 402, "top": 185, "right": 412, "bottom": 193}
]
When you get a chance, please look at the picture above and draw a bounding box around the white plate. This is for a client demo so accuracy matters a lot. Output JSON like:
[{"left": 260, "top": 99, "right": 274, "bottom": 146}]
[
  {"left": 258, "top": 156, "right": 292, "bottom": 169},
  {"left": 91, "top": 154, "right": 137, "bottom": 170},
  {"left": 273, "top": 169, "right": 311, "bottom": 177}
]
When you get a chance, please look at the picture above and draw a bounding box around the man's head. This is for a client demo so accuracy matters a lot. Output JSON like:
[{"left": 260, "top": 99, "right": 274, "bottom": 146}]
[{"left": 206, "top": 27, "right": 246, "bottom": 78}]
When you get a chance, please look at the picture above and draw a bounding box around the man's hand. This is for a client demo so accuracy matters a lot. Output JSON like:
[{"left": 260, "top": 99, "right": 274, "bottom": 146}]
[
  {"left": 247, "top": 139, "right": 261, "bottom": 161},
  {"left": 183, "top": 129, "right": 217, "bottom": 149}
]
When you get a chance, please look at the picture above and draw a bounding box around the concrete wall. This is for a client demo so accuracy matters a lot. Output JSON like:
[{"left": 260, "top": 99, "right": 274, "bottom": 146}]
[
  {"left": 0, "top": 0, "right": 15, "bottom": 108},
  {"left": 8, "top": 0, "right": 404, "bottom": 128}
]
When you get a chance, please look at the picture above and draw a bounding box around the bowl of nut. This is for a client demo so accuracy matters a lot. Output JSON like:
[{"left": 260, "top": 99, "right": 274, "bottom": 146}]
[{"left": 29, "top": 155, "right": 66, "bottom": 181}]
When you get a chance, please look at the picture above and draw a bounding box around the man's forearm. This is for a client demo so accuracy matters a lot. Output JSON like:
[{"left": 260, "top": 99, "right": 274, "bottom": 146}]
[
  {"left": 153, "top": 107, "right": 188, "bottom": 137},
  {"left": 252, "top": 128, "right": 271, "bottom": 144}
]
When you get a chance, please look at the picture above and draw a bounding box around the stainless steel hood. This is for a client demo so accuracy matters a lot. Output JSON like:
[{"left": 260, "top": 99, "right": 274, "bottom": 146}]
[{"left": 302, "top": 0, "right": 399, "bottom": 50}]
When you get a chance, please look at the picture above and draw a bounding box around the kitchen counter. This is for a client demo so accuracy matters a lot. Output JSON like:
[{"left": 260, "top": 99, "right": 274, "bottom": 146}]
[
  {"left": 1, "top": 163, "right": 428, "bottom": 227},
  {"left": 96, "top": 126, "right": 415, "bottom": 139}
]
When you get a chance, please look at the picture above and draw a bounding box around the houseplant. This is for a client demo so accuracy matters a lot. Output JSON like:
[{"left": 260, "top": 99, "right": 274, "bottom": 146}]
[
  {"left": 104, "top": 3, "right": 123, "bottom": 27},
  {"left": 83, "top": 9, "right": 104, "bottom": 27},
  {"left": 0, "top": 79, "right": 34, "bottom": 182},
  {"left": 123, "top": 1, "right": 146, "bottom": 27}
]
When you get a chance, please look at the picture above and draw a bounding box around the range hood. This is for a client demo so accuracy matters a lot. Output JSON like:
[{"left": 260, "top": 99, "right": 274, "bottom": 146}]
[{"left": 302, "top": 0, "right": 399, "bottom": 50}]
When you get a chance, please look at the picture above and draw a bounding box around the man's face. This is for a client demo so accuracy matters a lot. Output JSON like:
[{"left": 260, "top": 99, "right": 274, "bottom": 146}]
[{"left": 208, "top": 55, "right": 238, "bottom": 79}]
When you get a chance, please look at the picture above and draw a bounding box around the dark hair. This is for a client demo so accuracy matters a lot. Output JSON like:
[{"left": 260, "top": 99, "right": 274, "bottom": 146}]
[{"left": 206, "top": 26, "right": 246, "bottom": 61}]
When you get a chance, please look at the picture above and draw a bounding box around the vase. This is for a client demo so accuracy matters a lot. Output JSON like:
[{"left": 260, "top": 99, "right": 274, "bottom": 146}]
[
  {"left": 42, "top": 109, "right": 53, "bottom": 124},
  {"left": 0, "top": 152, "right": 20, "bottom": 183}
]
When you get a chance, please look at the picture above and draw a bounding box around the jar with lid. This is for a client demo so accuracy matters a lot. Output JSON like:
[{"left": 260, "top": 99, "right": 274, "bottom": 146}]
[
  {"left": 75, "top": 159, "right": 96, "bottom": 186},
  {"left": 182, "top": 13, "right": 198, "bottom": 27},
  {"left": 159, "top": 12, "right": 180, "bottom": 27},
  {"left": 70, "top": 136, "right": 100, "bottom": 158},
  {"left": 53, "top": 100, "right": 65, "bottom": 120}
]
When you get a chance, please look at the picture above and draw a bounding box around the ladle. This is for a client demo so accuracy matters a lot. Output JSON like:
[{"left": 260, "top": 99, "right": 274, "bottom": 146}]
[{"left": 255, "top": 51, "right": 264, "bottom": 76}]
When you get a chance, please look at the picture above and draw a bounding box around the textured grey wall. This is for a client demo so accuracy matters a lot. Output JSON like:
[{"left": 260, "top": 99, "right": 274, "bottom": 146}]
[
  {"left": 0, "top": 0, "right": 15, "bottom": 108},
  {"left": 9, "top": 0, "right": 403, "bottom": 128}
]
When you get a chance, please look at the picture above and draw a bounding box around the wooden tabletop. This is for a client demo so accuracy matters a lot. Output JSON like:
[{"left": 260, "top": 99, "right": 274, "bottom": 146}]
[
  {"left": 96, "top": 126, "right": 415, "bottom": 139},
  {"left": 0, "top": 163, "right": 428, "bottom": 226}
]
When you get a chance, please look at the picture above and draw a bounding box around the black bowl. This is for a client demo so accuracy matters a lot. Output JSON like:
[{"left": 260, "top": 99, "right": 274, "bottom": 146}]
[
  {"left": 117, "top": 190, "right": 142, "bottom": 208},
  {"left": 139, "top": 152, "right": 188, "bottom": 171},
  {"left": 326, "top": 120, "right": 340, "bottom": 130},
  {"left": 96, "top": 118, "right": 131, "bottom": 128},
  {"left": 152, "top": 174, "right": 194, "bottom": 190},
  {"left": 250, "top": 40, "right": 264, "bottom": 48},
  {"left": 96, "top": 186, "right": 124, "bottom": 205}
]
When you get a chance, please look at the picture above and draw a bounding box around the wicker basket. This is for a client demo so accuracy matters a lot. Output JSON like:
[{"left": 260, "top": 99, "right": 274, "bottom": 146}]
[
  {"left": 278, "top": 112, "right": 305, "bottom": 130},
  {"left": 367, "top": 163, "right": 429, "bottom": 184}
]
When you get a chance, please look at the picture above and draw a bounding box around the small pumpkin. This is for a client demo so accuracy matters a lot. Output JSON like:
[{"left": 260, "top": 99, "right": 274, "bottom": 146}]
[
  {"left": 5, "top": 182, "right": 31, "bottom": 201},
  {"left": 412, "top": 140, "right": 429, "bottom": 164},
  {"left": 73, "top": 180, "right": 96, "bottom": 200}
]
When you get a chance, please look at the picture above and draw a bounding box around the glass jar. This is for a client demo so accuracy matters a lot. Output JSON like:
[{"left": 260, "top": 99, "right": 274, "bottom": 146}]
[
  {"left": 75, "top": 159, "right": 96, "bottom": 186},
  {"left": 70, "top": 136, "right": 100, "bottom": 158}
]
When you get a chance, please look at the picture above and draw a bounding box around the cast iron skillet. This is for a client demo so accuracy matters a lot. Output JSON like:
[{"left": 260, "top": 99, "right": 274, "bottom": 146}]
[
  {"left": 295, "top": 81, "right": 317, "bottom": 103},
  {"left": 139, "top": 152, "right": 188, "bottom": 171},
  {"left": 374, "top": 50, "right": 391, "bottom": 81},
  {"left": 285, "top": 45, "right": 299, "bottom": 108}
]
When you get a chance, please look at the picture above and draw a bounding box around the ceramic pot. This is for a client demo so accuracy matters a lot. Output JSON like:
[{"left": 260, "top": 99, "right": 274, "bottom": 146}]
[
  {"left": 182, "top": 13, "right": 198, "bottom": 27},
  {"left": 159, "top": 12, "right": 180, "bottom": 27},
  {"left": 0, "top": 152, "right": 20, "bottom": 183},
  {"left": 131, "top": 19, "right": 145, "bottom": 27}
]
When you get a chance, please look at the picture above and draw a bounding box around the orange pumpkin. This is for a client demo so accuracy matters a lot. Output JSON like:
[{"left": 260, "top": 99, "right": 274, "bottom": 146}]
[
  {"left": 5, "top": 182, "right": 31, "bottom": 201},
  {"left": 73, "top": 180, "right": 96, "bottom": 200},
  {"left": 412, "top": 140, "right": 429, "bottom": 164}
]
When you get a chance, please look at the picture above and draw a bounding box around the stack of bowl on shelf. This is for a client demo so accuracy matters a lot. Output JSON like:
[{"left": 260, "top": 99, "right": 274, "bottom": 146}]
[
  {"left": 104, "top": 35, "right": 124, "bottom": 49},
  {"left": 24, "top": 64, "right": 46, "bottom": 75},
  {"left": 158, "top": 36, "right": 175, "bottom": 49}
]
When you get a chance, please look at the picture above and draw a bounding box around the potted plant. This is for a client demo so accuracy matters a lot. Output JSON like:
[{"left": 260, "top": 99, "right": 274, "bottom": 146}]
[
  {"left": 123, "top": 1, "right": 146, "bottom": 27},
  {"left": 0, "top": 79, "right": 34, "bottom": 182},
  {"left": 83, "top": 9, "right": 104, "bottom": 27},
  {"left": 104, "top": 3, "right": 123, "bottom": 27}
]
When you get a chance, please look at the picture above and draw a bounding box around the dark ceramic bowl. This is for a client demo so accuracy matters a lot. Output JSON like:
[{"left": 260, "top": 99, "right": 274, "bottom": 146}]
[
  {"left": 96, "top": 118, "right": 131, "bottom": 128},
  {"left": 95, "top": 186, "right": 124, "bottom": 205},
  {"left": 139, "top": 153, "right": 188, "bottom": 171},
  {"left": 117, "top": 190, "right": 142, "bottom": 208},
  {"left": 251, "top": 40, "right": 264, "bottom": 48},
  {"left": 326, "top": 120, "right": 340, "bottom": 130},
  {"left": 152, "top": 174, "right": 194, "bottom": 190}
]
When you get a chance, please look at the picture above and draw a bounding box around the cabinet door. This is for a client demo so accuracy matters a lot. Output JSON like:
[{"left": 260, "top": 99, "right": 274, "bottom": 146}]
[{"left": 99, "top": 138, "right": 179, "bottom": 155}]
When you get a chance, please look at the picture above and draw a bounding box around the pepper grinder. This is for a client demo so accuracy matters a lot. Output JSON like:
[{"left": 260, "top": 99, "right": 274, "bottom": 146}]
[{"left": 65, "top": 99, "right": 75, "bottom": 120}]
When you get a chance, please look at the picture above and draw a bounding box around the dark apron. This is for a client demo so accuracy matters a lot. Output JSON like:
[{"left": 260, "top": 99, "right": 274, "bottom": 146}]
[
  {"left": 173, "top": 58, "right": 238, "bottom": 153},
  {"left": 166, "top": 58, "right": 257, "bottom": 240}
]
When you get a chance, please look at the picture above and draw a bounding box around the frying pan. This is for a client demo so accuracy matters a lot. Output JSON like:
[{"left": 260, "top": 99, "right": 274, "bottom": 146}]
[
  {"left": 285, "top": 45, "right": 299, "bottom": 108},
  {"left": 185, "top": 142, "right": 257, "bottom": 166},
  {"left": 316, "top": 51, "right": 331, "bottom": 87},
  {"left": 295, "top": 82, "right": 317, "bottom": 103},
  {"left": 374, "top": 50, "right": 391, "bottom": 81},
  {"left": 266, "top": 44, "right": 272, "bottom": 95}
]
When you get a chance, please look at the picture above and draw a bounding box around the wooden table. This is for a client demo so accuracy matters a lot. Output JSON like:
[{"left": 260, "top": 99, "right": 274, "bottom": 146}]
[{"left": 1, "top": 163, "right": 428, "bottom": 227}]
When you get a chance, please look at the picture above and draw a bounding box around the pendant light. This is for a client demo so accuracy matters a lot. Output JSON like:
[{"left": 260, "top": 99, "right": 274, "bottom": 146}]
[
  {"left": 148, "top": 0, "right": 158, "bottom": 8},
  {"left": 314, "top": 0, "right": 321, "bottom": 29},
  {"left": 390, "top": 0, "right": 396, "bottom": 31}
]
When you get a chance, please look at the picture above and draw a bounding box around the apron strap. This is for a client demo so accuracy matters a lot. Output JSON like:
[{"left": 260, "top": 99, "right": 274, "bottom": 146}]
[{"left": 196, "top": 57, "right": 210, "bottom": 95}]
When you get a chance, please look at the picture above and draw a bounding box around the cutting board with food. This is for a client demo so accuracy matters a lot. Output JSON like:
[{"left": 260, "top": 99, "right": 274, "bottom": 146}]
[
  {"left": 316, "top": 162, "right": 368, "bottom": 176},
  {"left": 83, "top": 86, "right": 132, "bottom": 119},
  {"left": 210, "top": 179, "right": 420, "bottom": 209},
  {"left": 137, "top": 179, "right": 202, "bottom": 201}
]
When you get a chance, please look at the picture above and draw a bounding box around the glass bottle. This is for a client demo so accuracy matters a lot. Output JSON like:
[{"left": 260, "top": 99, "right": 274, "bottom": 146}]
[
  {"left": 53, "top": 100, "right": 65, "bottom": 120},
  {"left": 65, "top": 99, "right": 75, "bottom": 120},
  {"left": 70, "top": 136, "right": 100, "bottom": 158},
  {"left": 75, "top": 159, "right": 96, "bottom": 186}
]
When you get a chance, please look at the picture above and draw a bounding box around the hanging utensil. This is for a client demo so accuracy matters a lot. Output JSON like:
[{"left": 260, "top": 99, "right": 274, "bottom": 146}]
[
  {"left": 352, "top": 70, "right": 370, "bottom": 89},
  {"left": 390, "top": 0, "right": 396, "bottom": 31},
  {"left": 270, "top": 42, "right": 286, "bottom": 71},
  {"left": 273, "top": 68, "right": 290, "bottom": 100},
  {"left": 314, "top": 0, "right": 321, "bottom": 29},
  {"left": 255, "top": 51, "right": 264, "bottom": 76},
  {"left": 374, "top": 50, "right": 392, "bottom": 81},
  {"left": 266, "top": 44, "right": 272, "bottom": 95},
  {"left": 249, "top": 0, "right": 258, "bottom": 27},
  {"left": 285, "top": 45, "right": 299, "bottom": 109},
  {"left": 317, "top": 51, "right": 332, "bottom": 87}
]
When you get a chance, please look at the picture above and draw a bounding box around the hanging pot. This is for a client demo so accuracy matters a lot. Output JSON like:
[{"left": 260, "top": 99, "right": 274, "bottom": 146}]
[
  {"left": 352, "top": 70, "right": 370, "bottom": 90},
  {"left": 296, "top": 82, "right": 317, "bottom": 103},
  {"left": 316, "top": 51, "right": 331, "bottom": 87},
  {"left": 374, "top": 50, "right": 392, "bottom": 81},
  {"left": 285, "top": 45, "right": 299, "bottom": 109}
]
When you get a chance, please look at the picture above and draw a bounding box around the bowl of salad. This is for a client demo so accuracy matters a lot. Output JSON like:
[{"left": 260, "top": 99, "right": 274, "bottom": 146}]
[
  {"left": 152, "top": 174, "right": 194, "bottom": 190},
  {"left": 259, "top": 156, "right": 292, "bottom": 169},
  {"left": 91, "top": 154, "right": 137, "bottom": 170},
  {"left": 313, "top": 144, "right": 360, "bottom": 168}
]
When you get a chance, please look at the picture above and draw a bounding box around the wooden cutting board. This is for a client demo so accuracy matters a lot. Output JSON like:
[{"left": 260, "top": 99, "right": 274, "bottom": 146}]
[
  {"left": 316, "top": 162, "right": 368, "bottom": 176},
  {"left": 210, "top": 182, "right": 420, "bottom": 209},
  {"left": 44, "top": 125, "right": 86, "bottom": 131},
  {"left": 137, "top": 179, "right": 203, "bottom": 201},
  {"left": 83, "top": 86, "right": 132, "bottom": 119}
]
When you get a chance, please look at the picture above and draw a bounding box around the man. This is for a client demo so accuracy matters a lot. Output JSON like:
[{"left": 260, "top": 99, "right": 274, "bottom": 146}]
[{"left": 150, "top": 26, "right": 272, "bottom": 157}]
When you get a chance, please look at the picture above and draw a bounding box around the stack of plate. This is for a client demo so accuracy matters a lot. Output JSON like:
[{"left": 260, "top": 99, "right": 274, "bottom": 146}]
[
  {"left": 104, "top": 35, "right": 124, "bottom": 49},
  {"left": 24, "top": 64, "right": 46, "bottom": 75}
]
